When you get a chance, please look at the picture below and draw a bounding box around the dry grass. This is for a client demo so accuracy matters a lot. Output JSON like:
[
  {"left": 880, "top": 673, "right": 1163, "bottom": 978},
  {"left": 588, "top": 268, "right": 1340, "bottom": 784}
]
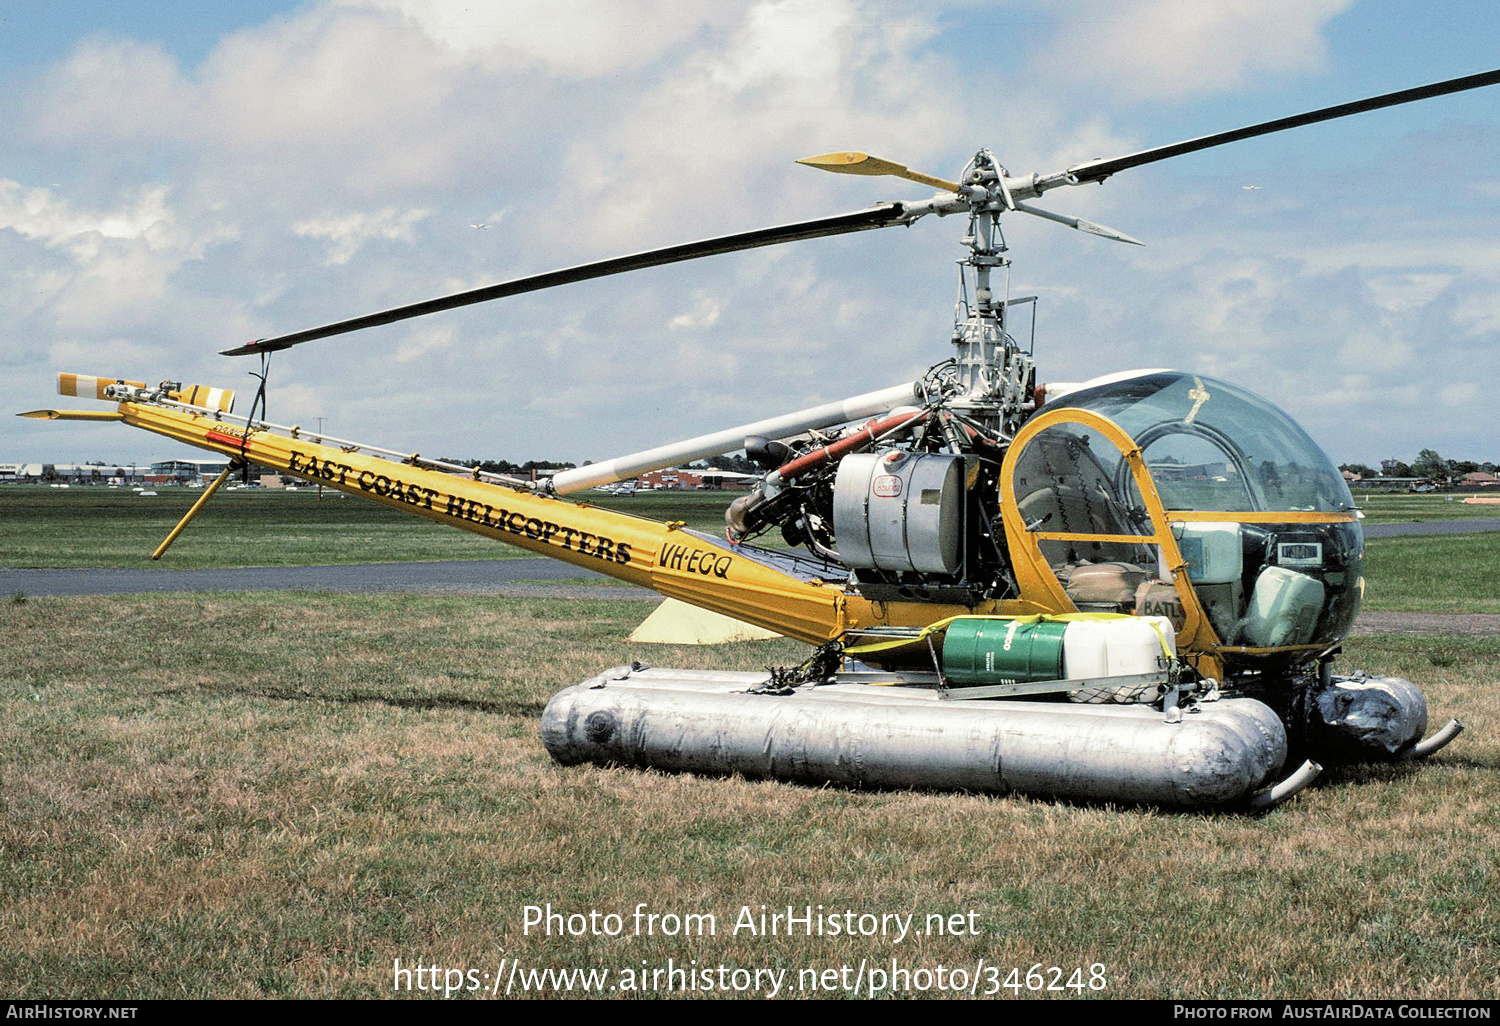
[{"left": 2, "top": 592, "right": 1496, "bottom": 1000}]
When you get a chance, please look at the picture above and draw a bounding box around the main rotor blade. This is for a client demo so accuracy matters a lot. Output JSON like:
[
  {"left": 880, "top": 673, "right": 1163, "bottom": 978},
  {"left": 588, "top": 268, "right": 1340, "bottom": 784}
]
[
  {"left": 1067, "top": 67, "right": 1500, "bottom": 185},
  {"left": 225, "top": 203, "right": 916, "bottom": 356}
]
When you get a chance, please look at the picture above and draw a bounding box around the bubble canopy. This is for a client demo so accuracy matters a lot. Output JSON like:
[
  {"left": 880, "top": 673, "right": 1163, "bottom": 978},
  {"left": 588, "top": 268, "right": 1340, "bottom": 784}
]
[
  {"left": 1044, "top": 372, "right": 1355, "bottom": 514},
  {"left": 1011, "top": 372, "right": 1363, "bottom": 653}
]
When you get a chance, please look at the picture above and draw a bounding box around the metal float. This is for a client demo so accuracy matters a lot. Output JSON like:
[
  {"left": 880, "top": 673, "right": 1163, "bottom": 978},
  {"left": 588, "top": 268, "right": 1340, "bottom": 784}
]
[{"left": 542, "top": 664, "right": 1310, "bottom": 809}]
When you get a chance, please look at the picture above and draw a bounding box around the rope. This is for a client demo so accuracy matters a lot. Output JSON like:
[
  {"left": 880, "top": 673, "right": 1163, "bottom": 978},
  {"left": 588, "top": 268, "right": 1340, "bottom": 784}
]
[
  {"left": 240, "top": 353, "right": 271, "bottom": 482},
  {"left": 843, "top": 611, "right": 1175, "bottom": 662},
  {"left": 751, "top": 641, "right": 844, "bottom": 694}
]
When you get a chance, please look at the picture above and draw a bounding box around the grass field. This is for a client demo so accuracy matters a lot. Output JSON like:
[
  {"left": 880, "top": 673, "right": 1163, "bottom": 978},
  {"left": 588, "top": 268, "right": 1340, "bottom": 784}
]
[
  {"left": 0, "top": 486, "right": 524, "bottom": 569},
  {"left": 3, "top": 590, "right": 1496, "bottom": 1001},
  {"left": 3, "top": 487, "right": 1497, "bottom": 1000},
  {"left": 1362, "top": 534, "right": 1500, "bottom": 613},
  {"left": 0, "top": 486, "right": 740, "bottom": 569},
  {"left": 1352, "top": 492, "right": 1500, "bottom": 524}
]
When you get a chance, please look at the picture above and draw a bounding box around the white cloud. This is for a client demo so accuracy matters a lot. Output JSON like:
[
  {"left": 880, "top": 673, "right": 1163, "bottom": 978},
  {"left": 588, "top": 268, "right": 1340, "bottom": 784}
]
[
  {"left": 0, "top": 181, "right": 175, "bottom": 258},
  {"left": 196, "top": 10, "right": 450, "bottom": 145},
  {"left": 0, "top": 179, "right": 248, "bottom": 347},
  {"left": 26, "top": 6, "right": 497, "bottom": 195},
  {"left": 547, "top": 0, "right": 960, "bottom": 252},
  {"left": 1032, "top": 0, "right": 1353, "bottom": 102},
  {"left": 293, "top": 207, "right": 432, "bottom": 265},
  {"left": 26, "top": 36, "right": 193, "bottom": 141},
  {"left": 1439, "top": 381, "right": 1479, "bottom": 406},
  {"left": 337, "top": 0, "right": 735, "bottom": 75},
  {"left": 395, "top": 324, "right": 455, "bottom": 363},
  {"left": 668, "top": 296, "right": 721, "bottom": 331},
  {"left": 707, "top": 0, "right": 860, "bottom": 93},
  {"left": 1452, "top": 287, "right": 1500, "bottom": 336},
  {"left": 1366, "top": 272, "right": 1458, "bottom": 313}
]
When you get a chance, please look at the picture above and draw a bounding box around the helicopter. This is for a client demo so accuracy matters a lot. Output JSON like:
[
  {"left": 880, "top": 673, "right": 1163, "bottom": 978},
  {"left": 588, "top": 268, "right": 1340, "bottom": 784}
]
[{"left": 24, "top": 67, "right": 1499, "bottom": 808}]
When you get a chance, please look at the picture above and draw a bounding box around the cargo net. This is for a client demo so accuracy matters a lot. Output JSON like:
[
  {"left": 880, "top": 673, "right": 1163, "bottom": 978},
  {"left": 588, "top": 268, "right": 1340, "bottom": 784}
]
[
  {"left": 1063, "top": 615, "right": 1179, "bottom": 704},
  {"left": 1068, "top": 675, "right": 1161, "bottom": 705}
]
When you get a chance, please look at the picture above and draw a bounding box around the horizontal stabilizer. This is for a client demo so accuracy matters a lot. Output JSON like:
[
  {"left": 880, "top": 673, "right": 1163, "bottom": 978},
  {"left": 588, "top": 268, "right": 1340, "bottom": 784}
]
[{"left": 18, "top": 409, "right": 124, "bottom": 421}]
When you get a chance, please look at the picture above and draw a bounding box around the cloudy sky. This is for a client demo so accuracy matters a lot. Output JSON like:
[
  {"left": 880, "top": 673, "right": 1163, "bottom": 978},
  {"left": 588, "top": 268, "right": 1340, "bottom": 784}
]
[{"left": 3, "top": 0, "right": 1497, "bottom": 471}]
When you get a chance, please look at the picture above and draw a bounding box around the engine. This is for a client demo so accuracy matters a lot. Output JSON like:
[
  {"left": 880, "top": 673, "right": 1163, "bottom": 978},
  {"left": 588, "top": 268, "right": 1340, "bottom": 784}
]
[{"left": 724, "top": 407, "right": 1017, "bottom": 606}]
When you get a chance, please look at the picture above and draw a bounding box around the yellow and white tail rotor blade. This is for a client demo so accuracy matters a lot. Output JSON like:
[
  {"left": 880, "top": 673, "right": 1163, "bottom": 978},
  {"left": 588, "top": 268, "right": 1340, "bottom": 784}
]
[
  {"left": 55, "top": 372, "right": 236, "bottom": 413},
  {"left": 171, "top": 384, "right": 237, "bottom": 413},
  {"left": 57, "top": 373, "right": 146, "bottom": 400},
  {"left": 797, "top": 152, "right": 961, "bottom": 193}
]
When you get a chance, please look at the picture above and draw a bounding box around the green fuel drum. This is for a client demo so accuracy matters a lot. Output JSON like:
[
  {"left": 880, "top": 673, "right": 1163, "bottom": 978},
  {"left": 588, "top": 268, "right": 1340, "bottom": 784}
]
[{"left": 941, "top": 618, "right": 1070, "bottom": 685}]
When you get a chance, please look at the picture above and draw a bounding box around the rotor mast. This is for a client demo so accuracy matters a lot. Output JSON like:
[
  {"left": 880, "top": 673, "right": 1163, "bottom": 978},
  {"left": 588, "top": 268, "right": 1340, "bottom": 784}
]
[{"left": 948, "top": 149, "right": 1033, "bottom": 438}]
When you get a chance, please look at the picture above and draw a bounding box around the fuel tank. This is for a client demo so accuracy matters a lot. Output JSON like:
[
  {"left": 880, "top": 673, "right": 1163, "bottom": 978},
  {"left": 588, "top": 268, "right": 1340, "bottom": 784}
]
[{"left": 541, "top": 667, "right": 1288, "bottom": 808}]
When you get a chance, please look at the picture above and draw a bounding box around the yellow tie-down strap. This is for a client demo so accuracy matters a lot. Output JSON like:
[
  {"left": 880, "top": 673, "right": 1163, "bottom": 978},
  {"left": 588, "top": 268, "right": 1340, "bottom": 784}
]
[{"left": 843, "top": 612, "right": 1176, "bottom": 662}]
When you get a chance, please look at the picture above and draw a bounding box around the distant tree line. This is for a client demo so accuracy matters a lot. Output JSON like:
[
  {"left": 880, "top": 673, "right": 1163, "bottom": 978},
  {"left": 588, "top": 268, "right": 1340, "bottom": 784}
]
[
  {"left": 439, "top": 457, "right": 577, "bottom": 474},
  {"left": 438, "top": 452, "right": 760, "bottom": 475},
  {"left": 446, "top": 448, "right": 1495, "bottom": 484},
  {"left": 690, "top": 454, "right": 758, "bottom": 474},
  {"left": 1341, "top": 448, "right": 1497, "bottom": 480}
]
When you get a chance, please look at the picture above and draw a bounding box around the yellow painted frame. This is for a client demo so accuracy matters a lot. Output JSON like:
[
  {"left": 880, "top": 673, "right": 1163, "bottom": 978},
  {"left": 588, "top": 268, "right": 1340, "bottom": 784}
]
[
  {"left": 999, "top": 405, "right": 1361, "bottom": 675},
  {"left": 1000, "top": 407, "right": 1220, "bottom": 672}
]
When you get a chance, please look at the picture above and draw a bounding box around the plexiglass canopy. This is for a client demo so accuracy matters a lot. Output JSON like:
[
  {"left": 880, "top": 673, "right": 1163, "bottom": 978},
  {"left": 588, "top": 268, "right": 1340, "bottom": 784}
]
[
  {"left": 1018, "top": 372, "right": 1363, "bottom": 652},
  {"left": 1044, "top": 372, "right": 1356, "bottom": 514}
]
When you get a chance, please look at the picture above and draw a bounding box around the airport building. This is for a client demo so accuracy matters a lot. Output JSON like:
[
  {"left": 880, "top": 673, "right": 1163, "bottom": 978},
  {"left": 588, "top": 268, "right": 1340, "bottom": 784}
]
[{"left": 0, "top": 459, "right": 234, "bottom": 486}]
